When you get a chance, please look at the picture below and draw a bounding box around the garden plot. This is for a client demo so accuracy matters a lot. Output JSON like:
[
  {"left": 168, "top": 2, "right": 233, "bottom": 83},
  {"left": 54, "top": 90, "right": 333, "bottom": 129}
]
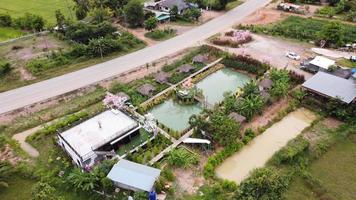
[{"left": 216, "top": 108, "right": 317, "bottom": 184}]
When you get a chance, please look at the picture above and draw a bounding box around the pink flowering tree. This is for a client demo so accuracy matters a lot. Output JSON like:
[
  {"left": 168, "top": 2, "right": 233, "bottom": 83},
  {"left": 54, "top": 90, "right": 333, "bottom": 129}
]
[
  {"left": 231, "top": 30, "right": 252, "bottom": 43},
  {"left": 103, "top": 92, "right": 127, "bottom": 109}
]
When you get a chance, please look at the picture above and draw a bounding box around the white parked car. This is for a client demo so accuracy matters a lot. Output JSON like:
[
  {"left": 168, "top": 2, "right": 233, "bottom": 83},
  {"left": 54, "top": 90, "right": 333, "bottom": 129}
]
[{"left": 286, "top": 52, "right": 301, "bottom": 60}]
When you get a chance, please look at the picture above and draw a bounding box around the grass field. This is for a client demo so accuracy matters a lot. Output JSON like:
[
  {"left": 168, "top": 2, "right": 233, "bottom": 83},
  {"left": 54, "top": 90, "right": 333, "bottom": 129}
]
[
  {"left": 337, "top": 58, "right": 356, "bottom": 68},
  {"left": 0, "top": 27, "right": 26, "bottom": 42},
  {"left": 0, "top": 0, "right": 75, "bottom": 25},
  {"left": 226, "top": 0, "right": 242, "bottom": 11},
  {"left": 284, "top": 130, "right": 356, "bottom": 200}
]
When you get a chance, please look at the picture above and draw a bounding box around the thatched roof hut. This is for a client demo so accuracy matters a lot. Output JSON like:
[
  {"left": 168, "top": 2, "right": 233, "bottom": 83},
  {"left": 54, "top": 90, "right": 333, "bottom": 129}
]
[
  {"left": 177, "top": 64, "right": 194, "bottom": 73},
  {"left": 259, "top": 78, "right": 273, "bottom": 90},
  {"left": 137, "top": 84, "right": 156, "bottom": 97},
  {"left": 154, "top": 72, "right": 171, "bottom": 84},
  {"left": 228, "top": 112, "right": 246, "bottom": 124},
  {"left": 116, "top": 92, "right": 130, "bottom": 102},
  {"left": 192, "top": 54, "right": 208, "bottom": 64}
]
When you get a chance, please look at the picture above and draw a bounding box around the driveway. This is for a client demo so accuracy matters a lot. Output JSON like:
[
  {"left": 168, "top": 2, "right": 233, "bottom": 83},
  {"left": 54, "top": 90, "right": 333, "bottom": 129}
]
[
  {"left": 0, "top": 0, "right": 272, "bottom": 115},
  {"left": 215, "top": 34, "right": 314, "bottom": 79}
]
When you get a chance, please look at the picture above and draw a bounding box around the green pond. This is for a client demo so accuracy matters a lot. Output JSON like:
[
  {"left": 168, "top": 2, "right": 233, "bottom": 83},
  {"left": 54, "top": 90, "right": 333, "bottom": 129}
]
[
  {"left": 148, "top": 68, "right": 250, "bottom": 132},
  {"left": 196, "top": 68, "right": 251, "bottom": 105},
  {"left": 148, "top": 98, "right": 203, "bottom": 132}
]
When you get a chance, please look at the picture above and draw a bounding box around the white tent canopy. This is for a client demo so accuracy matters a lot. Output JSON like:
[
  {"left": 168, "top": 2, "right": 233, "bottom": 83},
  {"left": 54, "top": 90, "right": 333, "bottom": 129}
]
[{"left": 309, "top": 56, "right": 335, "bottom": 70}]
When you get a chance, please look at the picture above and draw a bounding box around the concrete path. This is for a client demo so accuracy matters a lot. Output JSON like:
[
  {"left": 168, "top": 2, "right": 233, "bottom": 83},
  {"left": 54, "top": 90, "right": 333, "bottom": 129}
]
[
  {"left": 0, "top": 0, "right": 272, "bottom": 115},
  {"left": 216, "top": 108, "right": 317, "bottom": 184},
  {"left": 12, "top": 126, "right": 41, "bottom": 157}
]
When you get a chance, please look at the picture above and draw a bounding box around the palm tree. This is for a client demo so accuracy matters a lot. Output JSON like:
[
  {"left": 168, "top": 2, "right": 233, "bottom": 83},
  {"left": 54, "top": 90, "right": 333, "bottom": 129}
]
[{"left": 67, "top": 168, "right": 98, "bottom": 192}]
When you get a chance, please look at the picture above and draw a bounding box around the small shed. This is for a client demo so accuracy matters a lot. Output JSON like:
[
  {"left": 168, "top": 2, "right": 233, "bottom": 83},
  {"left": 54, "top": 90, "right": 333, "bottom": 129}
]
[
  {"left": 116, "top": 92, "right": 130, "bottom": 102},
  {"left": 177, "top": 64, "right": 194, "bottom": 73},
  {"left": 107, "top": 159, "right": 161, "bottom": 192},
  {"left": 259, "top": 78, "right": 273, "bottom": 90},
  {"left": 309, "top": 56, "right": 335, "bottom": 71},
  {"left": 154, "top": 72, "right": 171, "bottom": 84},
  {"left": 137, "top": 84, "right": 156, "bottom": 97},
  {"left": 192, "top": 54, "right": 209, "bottom": 64},
  {"left": 228, "top": 112, "right": 246, "bottom": 124}
]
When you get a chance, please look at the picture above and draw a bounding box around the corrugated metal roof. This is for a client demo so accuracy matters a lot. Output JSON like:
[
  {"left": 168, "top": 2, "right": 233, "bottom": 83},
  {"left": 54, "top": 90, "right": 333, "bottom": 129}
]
[
  {"left": 107, "top": 159, "right": 161, "bottom": 192},
  {"left": 302, "top": 72, "right": 356, "bottom": 104}
]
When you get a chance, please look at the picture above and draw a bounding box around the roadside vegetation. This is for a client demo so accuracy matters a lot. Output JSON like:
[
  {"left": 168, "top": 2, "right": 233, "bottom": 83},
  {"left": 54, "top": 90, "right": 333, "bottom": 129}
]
[
  {"left": 145, "top": 28, "right": 177, "bottom": 41},
  {"left": 238, "top": 16, "right": 356, "bottom": 48}
]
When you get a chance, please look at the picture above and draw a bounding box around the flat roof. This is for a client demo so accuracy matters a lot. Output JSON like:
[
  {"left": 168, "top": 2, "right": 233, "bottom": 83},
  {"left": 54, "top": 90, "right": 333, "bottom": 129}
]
[
  {"left": 60, "top": 110, "right": 138, "bottom": 159},
  {"left": 309, "top": 56, "right": 335, "bottom": 70},
  {"left": 107, "top": 159, "right": 161, "bottom": 192},
  {"left": 302, "top": 72, "right": 356, "bottom": 104}
]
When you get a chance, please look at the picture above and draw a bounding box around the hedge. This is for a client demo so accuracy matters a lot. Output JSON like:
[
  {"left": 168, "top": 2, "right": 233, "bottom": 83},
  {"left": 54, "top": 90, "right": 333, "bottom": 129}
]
[{"left": 27, "top": 111, "right": 89, "bottom": 141}]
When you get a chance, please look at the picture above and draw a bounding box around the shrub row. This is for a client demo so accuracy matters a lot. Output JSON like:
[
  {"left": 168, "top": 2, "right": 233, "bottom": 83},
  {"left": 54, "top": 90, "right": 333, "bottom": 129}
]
[
  {"left": 222, "top": 54, "right": 270, "bottom": 76},
  {"left": 27, "top": 111, "right": 90, "bottom": 141}
]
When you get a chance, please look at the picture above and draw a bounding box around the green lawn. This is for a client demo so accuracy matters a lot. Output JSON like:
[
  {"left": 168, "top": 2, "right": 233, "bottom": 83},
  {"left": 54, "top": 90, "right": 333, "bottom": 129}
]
[
  {"left": 0, "top": 27, "right": 26, "bottom": 42},
  {"left": 117, "top": 129, "right": 152, "bottom": 156},
  {"left": 0, "top": 176, "right": 36, "bottom": 200},
  {"left": 0, "top": 0, "right": 75, "bottom": 25},
  {"left": 144, "top": 28, "right": 177, "bottom": 41},
  {"left": 337, "top": 58, "right": 356, "bottom": 68},
  {"left": 226, "top": 0, "right": 243, "bottom": 11},
  {"left": 284, "top": 136, "right": 356, "bottom": 200}
]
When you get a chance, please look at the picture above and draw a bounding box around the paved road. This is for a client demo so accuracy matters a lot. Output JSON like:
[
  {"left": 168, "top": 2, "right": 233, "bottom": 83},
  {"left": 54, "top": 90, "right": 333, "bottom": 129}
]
[{"left": 0, "top": 0, "right": 271, "bottom": 114}]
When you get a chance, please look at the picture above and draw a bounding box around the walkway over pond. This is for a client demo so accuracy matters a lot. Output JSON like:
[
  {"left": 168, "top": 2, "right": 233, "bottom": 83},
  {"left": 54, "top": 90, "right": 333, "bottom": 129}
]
[{"left": 216, "top": 108, "right": 317, "bottom": 184}]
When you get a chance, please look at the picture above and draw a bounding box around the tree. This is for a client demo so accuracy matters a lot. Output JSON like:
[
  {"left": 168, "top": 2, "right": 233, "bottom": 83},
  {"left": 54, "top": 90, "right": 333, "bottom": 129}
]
[
  {"left": 241, "top": 80, "right": 259, "bottom": 98},
  {"left": 317, "top": 22, "right": 344, "bottom": 47},
  {"left": 235, "top": 168, "right": 290, "bottom": 200},
  {"left": 73, "top": 0, "right": 90, "bottom": 20},
  {"left": 144, "top": 16, "right": 158, "bottom": 31},
  {"left": 182, "top": 8, "right": 201, "bottom": 21},
  {"left": 55, "top": 10, "right": 65, "bottom": 30},
  {"left": 66, "top": 168, "right": 98, "bottom": 192},
  {"left": 208, "top": 110, "right": 241, "bottom": 145},
  {"left": 14, "top": 13, "right": 45, "bottom": 31},
  {"left": 90, "top": 7, "right": 112, "bottom": 23},
  {"left": 31, "top": 182, "right": 63, "bottom": 200},
  {"left": 235, "top": 94, "right": 264, "bottom": 121},
  {"left": 169, "top": 6, "right": 179, "bottom": 21},
  {"left": 123, "top": 0, "right": 144, "bottom": 27},
  {"left": 0, "top": 14, "right": 12, "bottom": 27},
  {"left": 269, "top": 68, "right": 290, "bottom": 98}
]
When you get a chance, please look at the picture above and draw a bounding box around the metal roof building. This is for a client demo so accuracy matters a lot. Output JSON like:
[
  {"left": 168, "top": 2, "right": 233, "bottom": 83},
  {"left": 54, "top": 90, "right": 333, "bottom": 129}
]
[
  {"left": 107, "top": 159, "right": 161, "bottom": 192},
  {"left": 302, "top": 72, "right": 356, "bottom": 104}
]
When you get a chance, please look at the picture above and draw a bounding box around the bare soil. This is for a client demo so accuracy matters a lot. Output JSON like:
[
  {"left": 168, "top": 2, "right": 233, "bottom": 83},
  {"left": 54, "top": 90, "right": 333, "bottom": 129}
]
[{"left": 0, "top": 145, "right": 23, "bottom": 165}]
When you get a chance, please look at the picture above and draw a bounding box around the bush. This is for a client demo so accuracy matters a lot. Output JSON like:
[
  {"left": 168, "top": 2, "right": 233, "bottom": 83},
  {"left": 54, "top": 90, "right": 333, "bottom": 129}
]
[
  {"left": 27, "top": 111, "right": 89, "bottom": 141},
  {"left": 272, "top": 136, "right": 309, "bottom": 165},
  {"left": 222, "top": 55, "right": 270, "bottom": 76},
  {"left": 167, "top": 148, "right": 198, "bottom": 168},
  {"left": 14, "top": 13, "right": 45, "bottom": 31},
  {"left": 144, "top": 16, "right": 158, "bottom": 31},
  {"left": 65, "top": 21, "right": 116, "bottom": 44},
  {"left": 235, "top": 167, "right": 290, "bottom": 199},
  {"left": 204, "top": 142, "right": 244, "bottom": 178},
  {"left": 0, "top": 14, "right": 12, "bottom": 27},
  {"left": 144, "top": 28, "right": 176, "bottom": 41},
  {"left": 0, "top": 62, "right": 11, "bottom": 77}
]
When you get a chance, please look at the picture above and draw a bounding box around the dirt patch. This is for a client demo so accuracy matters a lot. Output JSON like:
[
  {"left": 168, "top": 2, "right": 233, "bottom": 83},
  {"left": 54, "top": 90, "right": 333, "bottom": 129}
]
[
  {"left": 0, "top": 145, "right": 23, "bottom": 165},
  {"left": 18, "top": 66, "right": 35, "bottom": 80},
  {"left": 322, "top": 117, "right": 343, "bottom": 129},
  {"left": 241, "top": 7, "right": 287, "bottom": 25},
  {"left": 208, "top": 34, "right": 314, "bottom": 79}
]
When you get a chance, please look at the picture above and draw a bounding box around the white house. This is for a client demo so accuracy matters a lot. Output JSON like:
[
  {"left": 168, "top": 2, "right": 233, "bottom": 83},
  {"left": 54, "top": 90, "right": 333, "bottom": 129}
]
[{"left": 58, "top": 110, "right": 141, "bottom": 168}]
